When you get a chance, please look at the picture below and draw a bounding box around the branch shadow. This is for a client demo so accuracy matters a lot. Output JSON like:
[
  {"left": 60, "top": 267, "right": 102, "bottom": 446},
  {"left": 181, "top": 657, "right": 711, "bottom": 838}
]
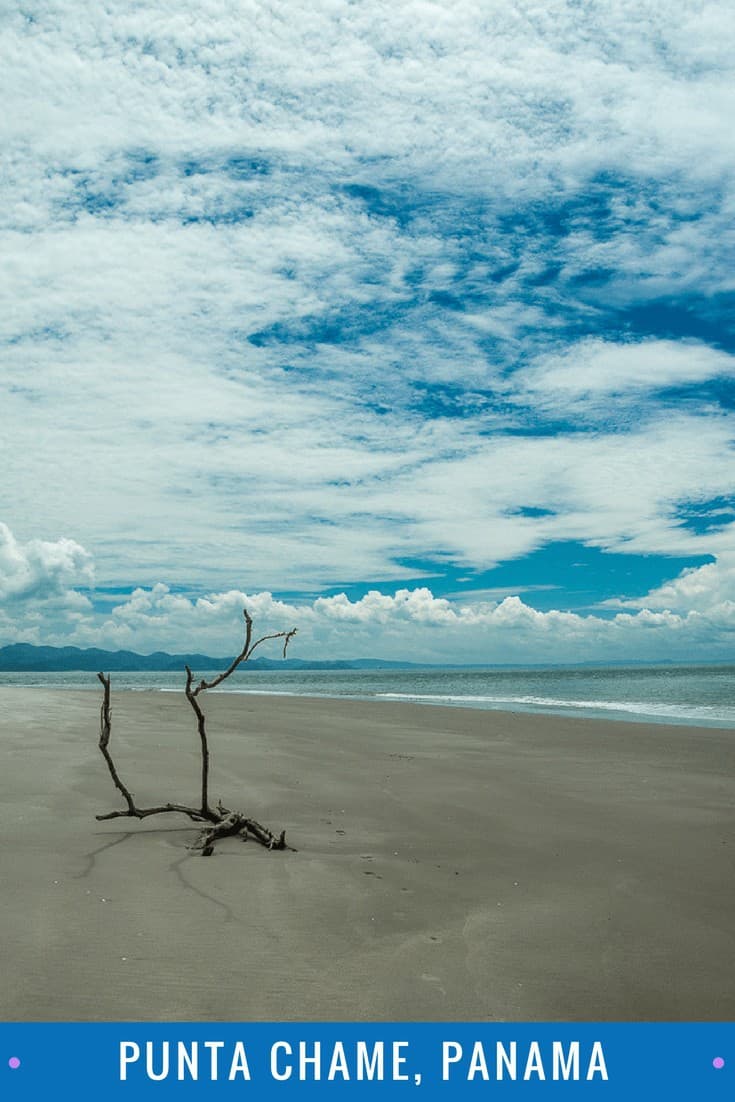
[
  {"left": 79, "top": 827, "right": 236, "bottom": 922},
  {"left": 75, "top": 832, "right": 135, "bottom": 879}
]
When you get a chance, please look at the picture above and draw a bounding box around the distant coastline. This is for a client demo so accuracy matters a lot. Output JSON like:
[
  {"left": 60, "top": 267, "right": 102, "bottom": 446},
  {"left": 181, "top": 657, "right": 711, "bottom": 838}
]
[
  {"left": 0, "top": 642, "right": 418, "bottom": 673},
  {"left": 0, "top": 641, "right": 728, "bottom": 673}
]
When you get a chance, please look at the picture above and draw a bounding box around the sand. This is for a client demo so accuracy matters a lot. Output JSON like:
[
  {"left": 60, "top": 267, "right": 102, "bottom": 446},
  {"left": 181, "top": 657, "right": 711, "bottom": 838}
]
[{"left": 0, "top": 686, "right": 733, "bottom": 1021}]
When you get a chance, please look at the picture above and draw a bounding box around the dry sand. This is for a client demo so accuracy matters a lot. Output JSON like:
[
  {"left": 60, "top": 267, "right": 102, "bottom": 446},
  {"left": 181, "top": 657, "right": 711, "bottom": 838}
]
[{"left": 0, "top": 686, "right": 733, "bottom": 1021}]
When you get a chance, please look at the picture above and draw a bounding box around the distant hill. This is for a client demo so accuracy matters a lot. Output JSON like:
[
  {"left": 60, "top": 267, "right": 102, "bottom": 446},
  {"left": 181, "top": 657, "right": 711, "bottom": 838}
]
[
  {"left": 0, "top": 643, "right": 727, "bottom": 673},
  {"left": 0, "top": 643, "right": 422, "bottom": 673}
]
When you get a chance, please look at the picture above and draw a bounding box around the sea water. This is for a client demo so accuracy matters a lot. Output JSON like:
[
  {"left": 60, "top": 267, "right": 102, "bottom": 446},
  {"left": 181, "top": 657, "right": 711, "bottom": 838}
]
[{"left": 1, "top": 664, "right": 733, "bottom": 728}]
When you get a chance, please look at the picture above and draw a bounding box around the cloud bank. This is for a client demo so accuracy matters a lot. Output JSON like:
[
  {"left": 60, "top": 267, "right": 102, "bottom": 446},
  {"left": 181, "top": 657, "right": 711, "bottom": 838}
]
[{"left": 2, "top": 525, "right": 733, "bottom": 664}]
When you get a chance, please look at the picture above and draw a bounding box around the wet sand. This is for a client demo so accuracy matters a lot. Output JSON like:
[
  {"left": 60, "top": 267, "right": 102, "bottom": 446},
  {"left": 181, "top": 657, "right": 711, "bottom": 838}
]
[{"left": 0, "top": 686, "right": 733, "bottom": 1021}]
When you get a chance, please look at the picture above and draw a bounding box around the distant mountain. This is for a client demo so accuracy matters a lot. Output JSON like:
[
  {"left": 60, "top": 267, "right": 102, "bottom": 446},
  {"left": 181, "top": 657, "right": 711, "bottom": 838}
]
[
  {"left": 1, "top": 643, "right": 728, "bottom": 673},
  {"left": 0, "top": 643, "right": 424, "bottom": 673}
]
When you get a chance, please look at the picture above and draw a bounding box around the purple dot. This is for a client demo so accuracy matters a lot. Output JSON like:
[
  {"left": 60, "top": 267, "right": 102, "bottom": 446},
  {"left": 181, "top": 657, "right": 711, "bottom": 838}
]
[
  {"left": 713, "top": 1057, "right": 725, "bottom": 1070},
  {"left": 8, "top": 1058, "right": 20, "bottom": 1070}
]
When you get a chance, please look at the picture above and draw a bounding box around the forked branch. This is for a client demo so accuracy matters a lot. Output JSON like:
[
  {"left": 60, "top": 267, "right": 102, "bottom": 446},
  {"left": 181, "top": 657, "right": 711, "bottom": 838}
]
[
  {"left": 95, "top": 609, "right": 297, "bottom": 854},
  {"left": 184, "top": 610, "right": 297, "bottom": 817}
]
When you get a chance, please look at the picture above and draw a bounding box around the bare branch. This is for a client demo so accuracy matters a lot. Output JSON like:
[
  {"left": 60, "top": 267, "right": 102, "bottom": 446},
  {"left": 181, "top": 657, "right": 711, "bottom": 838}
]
[
  {"left": 96, "top": 673, "right": 136, "bottom": 816},
  {"left": 95, "top": 609, "right": 297, "bottom": 855},
  {"left": 184, "top": 609, "right": 296, "bottom": 817},
  {"left": 185, "top": 665, "right": 211, "bottom": 816},
  {"left": 190, "top": 608, "right": 254, "bottom": 696},
  {"left": 246, "top": 628, "right": 297, "bottom": 661},
  {"left": 96, "top": 803, "right": 214, "bottom": 823}
]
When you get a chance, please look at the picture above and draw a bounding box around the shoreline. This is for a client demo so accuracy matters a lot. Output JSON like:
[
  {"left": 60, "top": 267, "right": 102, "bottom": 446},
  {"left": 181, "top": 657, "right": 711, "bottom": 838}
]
[
  {"left": 0, "top": 679, "right": 733, "bottom": 730},
  {"left": 1, "top": 687, "right": 733, "bottom": 1021}
]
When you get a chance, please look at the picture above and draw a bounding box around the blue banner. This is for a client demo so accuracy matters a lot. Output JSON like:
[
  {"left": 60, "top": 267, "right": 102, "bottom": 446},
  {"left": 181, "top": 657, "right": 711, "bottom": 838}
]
[{"left": 1, "top": 1023, "right": 732, "bottom": 1100}]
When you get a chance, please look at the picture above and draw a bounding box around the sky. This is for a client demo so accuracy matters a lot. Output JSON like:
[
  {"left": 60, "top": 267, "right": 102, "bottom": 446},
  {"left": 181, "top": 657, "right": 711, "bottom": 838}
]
[{"left": 1, "top": 0, "right": 735, "bottom": 664}]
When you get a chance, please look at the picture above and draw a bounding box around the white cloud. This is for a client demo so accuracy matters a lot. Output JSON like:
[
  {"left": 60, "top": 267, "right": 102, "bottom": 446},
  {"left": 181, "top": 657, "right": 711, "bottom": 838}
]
[
  {"left": 607, "top": 551, "right": 735, "bottom": 615},
  {"left": 512, "top": 339, "right": 735, "bottom": 409},
  {"left": 26, "top": 579, "right": 735, "bottom": 664},
  {"left": 0, "top": 522, "right": 93, "bottom": 603},
  {"left": 0, "top": 522, "right": 94, "bottom": 645},
  {"left": 4, "top": 0, "right": 735, "bottom": 195},
  {"left": 354, "top": 413, "right": 735, "bottom": 569}
]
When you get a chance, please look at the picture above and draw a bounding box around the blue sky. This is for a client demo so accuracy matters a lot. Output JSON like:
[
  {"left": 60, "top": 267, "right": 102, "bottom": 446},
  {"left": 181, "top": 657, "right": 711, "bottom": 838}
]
[{"left": 1, "top": 0, "right": 735, "bottom": 663}]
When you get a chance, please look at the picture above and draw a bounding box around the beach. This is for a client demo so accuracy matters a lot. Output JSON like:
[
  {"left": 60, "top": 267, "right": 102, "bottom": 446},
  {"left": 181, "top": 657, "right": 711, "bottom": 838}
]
[{"left": 1, "top": 686, "right": 733, "bottom": 1021}]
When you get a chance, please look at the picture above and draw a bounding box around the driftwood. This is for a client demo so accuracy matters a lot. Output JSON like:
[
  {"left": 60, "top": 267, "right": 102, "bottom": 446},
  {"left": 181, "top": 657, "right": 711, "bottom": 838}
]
[{"left": 95, "top": 609, "right": 297, "bottom": 855}]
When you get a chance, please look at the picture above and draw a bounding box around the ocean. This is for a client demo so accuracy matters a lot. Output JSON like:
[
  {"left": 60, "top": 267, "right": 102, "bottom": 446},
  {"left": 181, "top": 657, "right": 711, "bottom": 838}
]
[{"left": 1, "top": 663, "right": 734, "bottom": 728}]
